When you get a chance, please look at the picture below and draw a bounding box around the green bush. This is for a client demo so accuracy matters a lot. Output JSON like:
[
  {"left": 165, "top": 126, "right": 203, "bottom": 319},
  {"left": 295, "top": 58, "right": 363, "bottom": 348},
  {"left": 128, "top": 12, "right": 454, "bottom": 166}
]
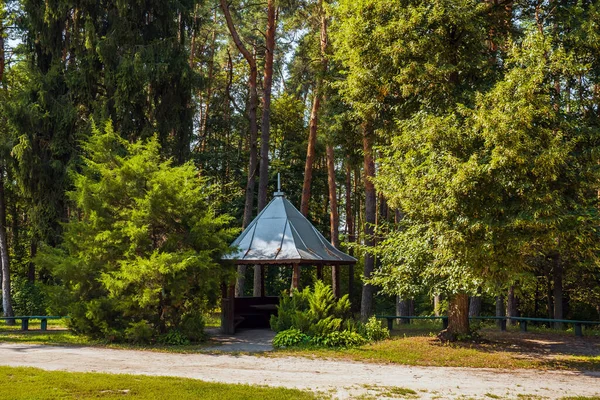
[
  {"left": 11, "top": 279, "right": 47, "bottom": 316},
  {"left": 270, "top": 288, "right": 309, "bottom": 332},
  {"left": 364, "top": 316, "right": 390, "bottom": 341},
  {"left": 270, "top": 281, "right": 352, "bottom": 338},
  {"left": 270, "top": 282, "right": 374, "bottom": 348},
  {"left": 125, "top": 321, "right": 154, "bottom": 344},
  {"left": 180, "top": 312, "right": 206, "bottom": 342},
  {"left": 311, "top": 330, "right": 366, "bottom": 348},
  {"left": 158, "top": 330, "right": 190, "bottom": 346},
  {"left": 34, "top": 121, "right": 234, "bottom": 343},
  {"left": 272, "top": 329, "right": 309, "bottom": 348}
]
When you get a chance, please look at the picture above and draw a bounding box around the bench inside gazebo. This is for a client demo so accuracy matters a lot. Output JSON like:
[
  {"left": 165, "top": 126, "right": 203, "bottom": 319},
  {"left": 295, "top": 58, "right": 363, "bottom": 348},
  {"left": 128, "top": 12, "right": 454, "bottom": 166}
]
[{"left": 220, "top": 186, "right": 356, "bottom": 334}]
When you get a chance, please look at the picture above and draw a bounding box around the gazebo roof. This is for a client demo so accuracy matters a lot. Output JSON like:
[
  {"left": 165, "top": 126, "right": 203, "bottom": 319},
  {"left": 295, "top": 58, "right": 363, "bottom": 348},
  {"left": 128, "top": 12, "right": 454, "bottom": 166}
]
[{"left": 224, "top": 192, "right": 357, "bottom": 265}]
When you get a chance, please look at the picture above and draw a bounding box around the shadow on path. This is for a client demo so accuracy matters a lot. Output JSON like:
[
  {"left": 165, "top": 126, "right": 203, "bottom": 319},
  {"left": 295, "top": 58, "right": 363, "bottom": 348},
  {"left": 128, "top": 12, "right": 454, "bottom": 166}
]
[{"left": 204, "top": 328, "right": 275, "bottom": 353}]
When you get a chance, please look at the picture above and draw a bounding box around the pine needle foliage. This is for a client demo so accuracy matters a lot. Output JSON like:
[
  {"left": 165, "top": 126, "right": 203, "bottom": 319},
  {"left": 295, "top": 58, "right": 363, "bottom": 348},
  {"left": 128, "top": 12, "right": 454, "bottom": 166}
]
[{"left": 36, "top": 121, "right": 234, "bottom": 342}]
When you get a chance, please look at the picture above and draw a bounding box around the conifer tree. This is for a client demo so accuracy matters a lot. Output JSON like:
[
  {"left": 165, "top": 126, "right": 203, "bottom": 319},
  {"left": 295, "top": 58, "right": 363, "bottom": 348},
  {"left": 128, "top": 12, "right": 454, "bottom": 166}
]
[{"left": 36, "top": 121, "right": 233, "bottom": 341}]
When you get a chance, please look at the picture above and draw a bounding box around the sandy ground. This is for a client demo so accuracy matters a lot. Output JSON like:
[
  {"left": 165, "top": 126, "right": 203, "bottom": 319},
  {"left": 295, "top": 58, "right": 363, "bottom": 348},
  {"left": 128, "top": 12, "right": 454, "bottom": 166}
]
[{"left": 1, "top": 342, "right": 599, "bottom": 399}]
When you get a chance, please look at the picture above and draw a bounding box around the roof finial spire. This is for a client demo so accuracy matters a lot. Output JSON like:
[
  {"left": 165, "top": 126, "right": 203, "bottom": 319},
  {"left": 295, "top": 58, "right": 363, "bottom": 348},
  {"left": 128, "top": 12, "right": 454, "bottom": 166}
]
[{"left": 274, "top": 173, "right": 284, "bottom": 197}]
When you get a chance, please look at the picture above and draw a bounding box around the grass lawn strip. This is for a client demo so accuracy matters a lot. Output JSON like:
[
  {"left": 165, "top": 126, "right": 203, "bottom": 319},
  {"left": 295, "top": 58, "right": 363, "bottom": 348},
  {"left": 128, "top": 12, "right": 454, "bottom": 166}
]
[{"left": 0, "top": 366, "right": 316, "bottom": 400}]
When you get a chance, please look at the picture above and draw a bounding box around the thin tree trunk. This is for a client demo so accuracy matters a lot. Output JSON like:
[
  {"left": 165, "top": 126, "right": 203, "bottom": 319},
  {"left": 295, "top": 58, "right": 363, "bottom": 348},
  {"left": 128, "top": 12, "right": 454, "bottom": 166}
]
[
  {"left": 396, "top": 297, "right": 410, "bottom": 325},
  {"left": 200, "top": 10, "right": 217, "bottom": 151},
  {"left": 360, "top": 121, "right": 376, "bottom": 321},
  {"left": 507, "top": 285, "right": 518, "bottom": 325},
  {"left": 345, "top": 158, "right": 355, "bottom": 306},
  {"left": 326, "top": 144, "right": 340, "bottom": 297},
  {"left": 300, "top": 89, "right": 320, "bottom": 217},
  {"left": 254, "top": 0, "right": 277, "bottom": 297},
  {"left": 220, "top": 0, "right": 259, "bottom": 298},
  {"left": 0, "top": 167, "right": 14, "bottom": 321},
  {"left": 257, "top": 0, "right": 276, "bottom": 212},
  {"left": 546, "top": 272, "right": 554, "bottom": 319},
  {"left": 553, "top": 254, "right": 563, "bottom": 329},
  {"left": 300, "top": 1, "right": 329, "bottom": 217},
  {"left": 434, "top": 294, "right": 442, "bottom": 317},
  {"left": 469, "top": 295, "right": 482, "bottom": 317},
  {"left": 496, "top": 294, "right": 505, "bottom": 329},
  {"left": 188, "top": 5, "right": 197, "bottom": 68}
]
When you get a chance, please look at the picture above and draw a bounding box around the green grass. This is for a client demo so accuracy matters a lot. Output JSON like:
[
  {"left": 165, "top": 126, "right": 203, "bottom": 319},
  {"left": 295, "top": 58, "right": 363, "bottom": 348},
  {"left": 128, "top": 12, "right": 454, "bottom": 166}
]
[
  {"left": 561, "top": 397, "right": 600, "bottom": 400},
  {"left": 272, "top": 324, "right": 600, "bottom": 371},
  {"left": 0, "top": 366, "right": 316, "bottom": 400},
  {"left": 0, "top": 318, "right": 218, "bottom": 352}
]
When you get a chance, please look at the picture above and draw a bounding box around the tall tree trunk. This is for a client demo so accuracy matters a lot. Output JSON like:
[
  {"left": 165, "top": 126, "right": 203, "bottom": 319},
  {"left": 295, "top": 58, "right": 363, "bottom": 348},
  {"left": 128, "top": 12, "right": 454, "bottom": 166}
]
[
  {"left": 300, "top": 91, "right": 320, "bottom": 217},
  {"left": 546, "top": 272, "right": 554, "bottom": 319},
  {"left": 0, "top": 167, "right": 13, "bottom": 322},
  {"left": 188, "top": 5, "right": 197, "bottom": 68},
  {"left": 442, "top": 293, "right": 469, "bottom": 340},
  {"left": 553, "top": 254, "right": 563, "bottom": 329},
  {"left": 345, "top": 158, "right": 355, "bottom": 306},
  {"left": 257, "top": 0, "right": 276, "bottom": 212},
  {"left": 254, "top": 0, "right": 277, "bottom": 297},
  {"left": 300, "top": 0, "right": 328, "bottom": 217},
  {"left": 469, "top": 295, "right": 482, "bottom": 317},
  {"left": 396, "top": 296, "right": 410, "bottom": 325},
  {"left": 434, "top": 294, "right": 442, "bottom": 317},
  {"left": 220, "top": 0, "right": 259, "bottom": 298},
  {"left": 360, "top": 121, "right": 376, "bottom": 321},
  {"left": 199, "top": 10, "right": 217, "bottom": 152},
  {"left": 495, "top": 294, "right": 505, "bottom": 329},
  {"left": 326, "top": 144, "right": 340, "bottom": 297},
  {"left": 507, "top": 285, "right": 518, "bottom": 325}
]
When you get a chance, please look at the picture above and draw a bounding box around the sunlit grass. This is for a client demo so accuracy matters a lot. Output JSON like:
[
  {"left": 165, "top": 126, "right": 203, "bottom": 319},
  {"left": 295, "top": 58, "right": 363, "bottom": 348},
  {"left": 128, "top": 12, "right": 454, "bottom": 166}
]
[
  {"left": 271, "top": 323, "right": 600, "bottom": 371},
  {"left": 0, "top": 366, "right": 316, "bottom": 400}
]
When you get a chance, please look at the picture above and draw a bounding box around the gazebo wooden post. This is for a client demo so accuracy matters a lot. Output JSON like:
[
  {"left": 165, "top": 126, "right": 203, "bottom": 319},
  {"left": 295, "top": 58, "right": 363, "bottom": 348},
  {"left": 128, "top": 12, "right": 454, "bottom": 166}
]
[
  {"left": 260, "top": 264, "right": 266, "bottom": 297},
  {"left": 316, "top": 265, "right": 323, "bottom": 281},
  {"left": 292, "top": 264, "right": 300, "bottom": 290},
  {"left": 332, "top": 264, "right": 341, "bottom": 298},
  {"left": 221, "top": 282, "right": 236, "bottom": 334}
]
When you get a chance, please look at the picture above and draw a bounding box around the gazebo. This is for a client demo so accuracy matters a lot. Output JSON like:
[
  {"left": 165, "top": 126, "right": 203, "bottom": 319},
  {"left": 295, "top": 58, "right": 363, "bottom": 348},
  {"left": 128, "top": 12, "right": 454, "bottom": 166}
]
[{"left": 220, "top": 186, "right": 357, "bottom": 334}]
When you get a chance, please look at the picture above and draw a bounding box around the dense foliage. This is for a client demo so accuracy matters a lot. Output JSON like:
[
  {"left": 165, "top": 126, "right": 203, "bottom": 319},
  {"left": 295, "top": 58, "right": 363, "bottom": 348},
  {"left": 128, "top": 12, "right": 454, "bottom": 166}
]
[
  {"left": 35, "top": 122, "right": 233, "bottom": 342},
  {"left": 1, "top": 0, "right": 600, "bottom": 341},
  {"left": 271, "top": 282, "right": 388, "bottom": 348}
]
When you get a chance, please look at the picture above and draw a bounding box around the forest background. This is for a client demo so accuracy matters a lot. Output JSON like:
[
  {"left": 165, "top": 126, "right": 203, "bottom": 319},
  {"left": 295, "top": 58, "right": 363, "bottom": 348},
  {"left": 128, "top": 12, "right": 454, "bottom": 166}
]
[{"left": 1, "top": 0, "right": 600, "bottom": 339}]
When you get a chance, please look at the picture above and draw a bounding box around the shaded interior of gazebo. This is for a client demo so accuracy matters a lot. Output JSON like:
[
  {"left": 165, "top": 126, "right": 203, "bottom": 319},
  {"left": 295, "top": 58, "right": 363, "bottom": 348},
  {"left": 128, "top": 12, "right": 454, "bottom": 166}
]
[{"left": 220, "top": 190, "right": 356, "bottom": 334}]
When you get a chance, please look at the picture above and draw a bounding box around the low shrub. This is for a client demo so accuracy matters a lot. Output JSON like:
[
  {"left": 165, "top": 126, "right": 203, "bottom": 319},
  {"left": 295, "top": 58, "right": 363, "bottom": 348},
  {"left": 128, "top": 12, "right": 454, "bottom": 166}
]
[
  {"left": 180, "top": 312, "right": 206, "bottom": 342},
  {"left": 158, "top": 330, "right": 190, "bottom": 346},
  {"left": 270, "top": 282, "right": 384, "bottom": 349},
  {"left": 270, "top": 281, "right": 352, "bottom": 338},
  {"left": 124, "top": 320, "right": 154, "bottom": 344},
  {"left": 364, "top": 316, "right": 390, "bottom": 341},
  {"left": 311, "top": 330, "right": 366, "bottom": 348},
  {"left": 272, "top": 329, "right": 309, "bottom": 348}
]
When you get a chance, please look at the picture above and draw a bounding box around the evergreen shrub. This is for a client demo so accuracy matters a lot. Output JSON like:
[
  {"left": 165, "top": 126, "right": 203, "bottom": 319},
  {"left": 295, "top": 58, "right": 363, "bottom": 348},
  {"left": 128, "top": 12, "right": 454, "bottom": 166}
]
[{"left": 35, "top": 121, "right": 234, "bottom": 343}]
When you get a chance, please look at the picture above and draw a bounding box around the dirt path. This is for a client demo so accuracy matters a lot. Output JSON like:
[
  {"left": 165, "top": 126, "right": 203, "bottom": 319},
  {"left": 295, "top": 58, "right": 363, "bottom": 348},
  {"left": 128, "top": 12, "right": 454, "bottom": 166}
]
[{"left": 0, "top": 343, "right": 598, "bottom": 399}]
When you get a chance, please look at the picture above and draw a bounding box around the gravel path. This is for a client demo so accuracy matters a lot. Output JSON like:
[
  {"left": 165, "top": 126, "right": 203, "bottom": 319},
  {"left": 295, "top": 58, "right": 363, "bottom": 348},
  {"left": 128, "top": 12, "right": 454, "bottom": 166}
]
[{"left": 1, "top": 343, "right": 598, "bottom": 399}]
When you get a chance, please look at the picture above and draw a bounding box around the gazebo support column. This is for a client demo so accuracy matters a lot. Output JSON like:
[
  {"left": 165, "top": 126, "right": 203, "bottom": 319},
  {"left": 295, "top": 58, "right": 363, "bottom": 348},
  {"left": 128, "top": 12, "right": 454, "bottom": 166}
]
[
  {"left": 292, "top": 264, "right": 300, "bottom": 290},
  {"left": 253, "top": 266, "right": 263, "bottom": 297},
  {"left": 316, "top": 265, "right": 323, "bottom": 281},
  {"left": 261, "top": 265, "right": 266, "bottom": 297},
  {"left": 332, "top": 265, "right": 341, "bottom": 298},
  {"left": 221, "top": 283, "right": 236, "bottom": 334}
]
